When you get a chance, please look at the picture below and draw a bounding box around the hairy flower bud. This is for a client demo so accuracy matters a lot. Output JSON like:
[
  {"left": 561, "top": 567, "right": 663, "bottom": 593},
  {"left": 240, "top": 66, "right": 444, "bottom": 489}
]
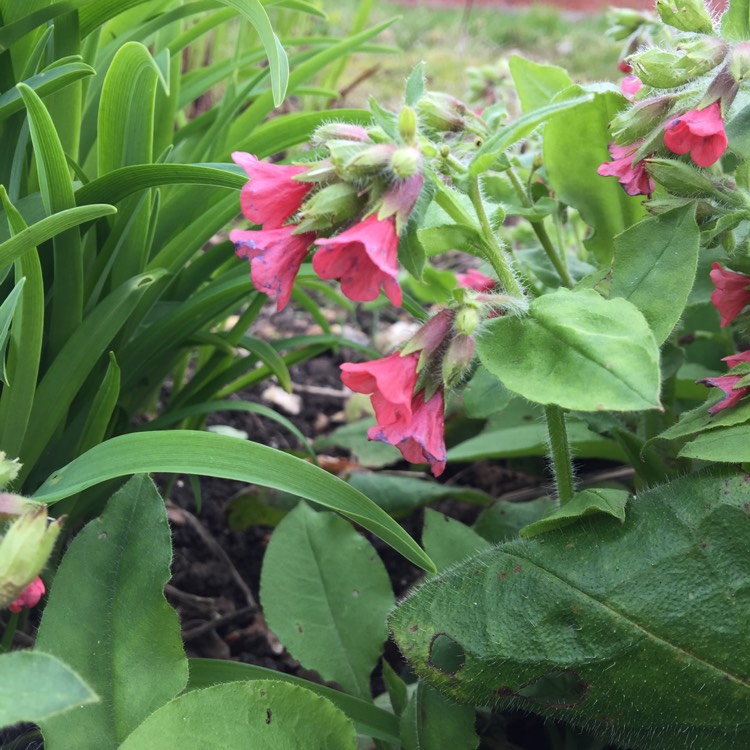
[
  {"left": 646, "top": 158, "right": 741, "bottom": 203},
  {"left": 402, "top": 309, "right": 456, "bottom": 372},
  {"left": 0, "top": 452, "right": 20, "bottom": 490},
  {"left": 455, "top": 304, "right": 481, "bottom": 336},
  {"left": 313, "top": 122, "right": 370, "bottom": 144},
  {"left": 730, "top": 42, "right": 750, "bottom": 83},
  {"left": 656, "top": 0, "right": 714, "bottom": 34},
  {"left": 611, "top": 95, "right": 676, "bottom": 144},
  {"left": 630, "top": 38, "right": 727, "bottom": 88},
  {"left": 390, "top": 147, "right": 422, "bottom": 179},
  {"left": 417, "top": 92, "right": 467, "bottom": 132},
  {"left": 442, "top": 334, "right": 476, "bottom": 388},
  {"left": 296, "top": 183, "right": 363, "bottom": 233},
  {"left": 334, "top": 143, "right": 397, "bottom": 179},
  {"left": 398, "top": 106, "right": 418, "bottom": 145}
]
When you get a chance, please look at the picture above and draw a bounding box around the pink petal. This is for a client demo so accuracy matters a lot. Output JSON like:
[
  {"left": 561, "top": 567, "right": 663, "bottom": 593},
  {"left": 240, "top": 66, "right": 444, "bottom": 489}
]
[
  {"left": 709, "top": 262, "right": 750, "bottom": 327},
  {"left": 8, "top": 576, "right": 45, "bottom": 613}
]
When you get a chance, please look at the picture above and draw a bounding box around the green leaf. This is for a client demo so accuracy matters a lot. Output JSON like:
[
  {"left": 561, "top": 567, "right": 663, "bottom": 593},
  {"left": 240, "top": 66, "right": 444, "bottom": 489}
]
[
  {"left": 655, "top": 395, "right": 750, "bottom": 446},
  {"left": 722, "top": 0, "right": 750, "bottom": 39},
  {"left": 422, "top": 509, "right": 491, "bottom": 573},
  {"left": 470, "top": 92, "right": 593, "bottom": 174},
  {"left": 508, "top": 55, "right": 573, "bottom": 113},
  {"left": 401, "top": 683, "right": 479, "bottom": 750},
  {"left": 417, "top": 224, "right": 483, "bottom": 258},
  {"left": 31, "top": 431, "right": 435, "bottom": 572},
  {"left": 611, "top": 204, "right": 700, "bottom": 345},
  {"left": 314, "top": 418, "right": 402, "bottom": 469},
  {"left": 520, "top": 488, "right": 630, "bottom": 538},
  {"left": 347, "top": 472, "right": 490, "bottom": 519},
  {"left": 390, "top": 468, "right": 750, "bottom": 750},
  {"left": 678, "top": 422, "right": 750, "bottom": 461},
  {"left": 0, "top": 277, "right": 25, "bottom": 384},
  {"left": 474, "top": 496, "right": 557, "bottom": 543},
  {"left": 404, "top": 61, "right": 426, "bottom": 106},
  {"left": 382, "top": 660, "right": 409, "bottom": 717},
  {"left": 187, "top": 659, "right": 399, "bottom": 743},
  {"left": 75, "top": 352, "right": 120, "bottom": 455},
  {"left": 0, "top": 651, "right": 97, "bottom": 728},
  {"left": 0, "top": 204, "right": 117, "bottom": 269},
  {"left": 260, "top": 502, "right": 393, "bottom": 697},
  {"left": 119, "top": 680, "right": 356, "bottom": 749},
  {"left": 462, "top": 365, "right": 513, "bottom": 418},
  {"left": 36, "top": 476, "right": 187, "bottom": 750},
  {"left": 476, "top": 288, "right": 661, "bottom": 411},
  {"left": 543, "top": 88, "right": 646, "bottom": 263}
]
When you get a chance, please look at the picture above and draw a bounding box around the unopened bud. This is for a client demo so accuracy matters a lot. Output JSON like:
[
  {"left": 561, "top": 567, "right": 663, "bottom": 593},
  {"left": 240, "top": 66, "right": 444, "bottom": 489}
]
[
  {"left": 313, "top": 122, "right": 370, "bottom": 144},
  {"left": 630, "top": 37, "right": 727, "bottom": 88},
  {"left": 0, "top": 506, "right": 62, "bottom": 610},
  {"left": 730, "top": 42, "right": 750, "bottom": 83},
  {"left": 402, "top": 309, "right": 456, "bottom": 372},
  {"left": 0, "top": 493, "right": 35, "bottom": 522},
  {"left": 398, "top": 106, "right": 418, "bottom": 145},
  {"left": 295, "top": 158, "right": 338, "bottom": 184},
  {"left": 442, "top": 334, "right": 476, "bottom": 388},
  {"left": 417, "top": 93, "right": 467, "bottom": 132},
  {"left": 611, "top": 95, "right": 676, "bottom": 144},
  {"left": 455, "top": 304, "right": 481, "bottom": 336},
  {"left": 646, "top": 158, "right": 740, "bottom": 204},
  {"left": 0, "top": 452, "right": 20, "bottom": 489},
  {"left": 606, "top": 7, "right": 651, "bottom": 40},
  {"left": 391, "top": 147, "right": 422, "bottom": 179},
  {"left": 656, "top": 0, "right": 714, "bottom": 34},
  {"left": 339, "top": 143, "right": 397, "bottom": 178},
  {"left": 297, "top": 183, "right": 362, "bottom": 232}
]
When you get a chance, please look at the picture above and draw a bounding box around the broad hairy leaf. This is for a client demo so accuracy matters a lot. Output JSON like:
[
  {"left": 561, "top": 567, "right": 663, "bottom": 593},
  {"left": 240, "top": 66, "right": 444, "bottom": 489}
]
[
  {"left": 611, "top": 204, "right": 700, "bottom": 345},
  {"left": 678, "top": 422, "right": 750, "bottom": 461},
  {"left": 31, "top": 431, "right": 435, "bottom": 572},
  {"left": 508, "top": 55, "right": 573, "bottom": 112},
  {"left": 260, "top": 502, "right": 393, "bottom": 697},
  {"left": 476, "top": 288, "right": 661, "bottom": 411},
  {"left": 422, "top": 509, "right": 491, "bottom": 573},
  {"left": 0, "top": 651, "right": 97, "bottom": 728},
  {"left": 390, "top": 469, "right": 750, "bottom": 750},
  {"left": 36, "top": 476, "right": 187, "bottom": 750},
  {"left": 118, "top": 680, "right": 356, "bottom": 749}
]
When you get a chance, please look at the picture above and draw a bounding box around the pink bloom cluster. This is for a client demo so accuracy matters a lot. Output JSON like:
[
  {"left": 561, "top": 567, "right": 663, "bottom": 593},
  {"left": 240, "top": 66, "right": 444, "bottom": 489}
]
[
  {"left": 702, "top": 351, "right": 750, "bottom": 414},
  {"left": 597, "top": 142, "right": 654, "bottom": 197},
  {"left": 8, "top": 576, "right": 45, "bottom": 613},
  {"left": 710, "top": 263, "right": 750, "bottom": 327},
  {"left": 230, "top": 143, "right": 421, "bottom": 311},
  {"left": 664, "top": 102, "right": 728, "bottom": 168}
]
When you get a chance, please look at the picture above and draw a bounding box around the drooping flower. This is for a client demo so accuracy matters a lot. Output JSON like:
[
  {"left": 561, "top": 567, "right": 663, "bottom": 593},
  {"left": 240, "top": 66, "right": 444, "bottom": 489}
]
[
  {"left": 340, "top": 351, "right": 420, "bottom": 427},
  {"left": 8, "top": 576, "right": 44, "bottom": 613},
  {"left": 709, "top": 262, "right": 750, "bottom": 327},
  {"left": 230, "top": 226, "right": 314, "bottom": 311},
  {"left": 456, "top": 269, "right": 495, "bottom": 292},
  {"left": 701, "top": 351, "right": 750, "bottom": 413},
  {"left": 663, "top": 102, "right": 728, "bottom": 168},
  {"left": 597, "top": 142, "right": 654, "bottom": 196},
  {"left": 232, "top": 152, "right": 312, "bottom": 229},
  {"left": 621, "top": 75, "right": 643, "bottom": 101},
  {"left": 369, "top": 389, "right": 447, "bottom": 477},
  {"left": 313, "top": 215, "right": 402, "bottom": 306}
]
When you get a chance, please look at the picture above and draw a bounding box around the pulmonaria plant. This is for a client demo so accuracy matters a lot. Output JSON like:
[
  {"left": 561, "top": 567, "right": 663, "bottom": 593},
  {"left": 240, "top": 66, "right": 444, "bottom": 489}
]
[
  {"left": 663, "top": 101, "right": 728, "bottom": 167},
  {"left": 597, "top": 141, "right": 655, "bottom": 196}
]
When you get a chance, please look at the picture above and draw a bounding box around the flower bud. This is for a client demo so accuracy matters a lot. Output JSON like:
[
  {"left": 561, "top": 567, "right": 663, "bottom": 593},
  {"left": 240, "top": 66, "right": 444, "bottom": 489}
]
[
  {"left": 390, "top": 147, "right": 422, "bottom": 179},
  {"left": 398, "top": 106, "right": 418, "bottom": 145},
  {"left": 0, "top": 452, "right": 20, "bottom": 490},
  {"left": 730, "top": 42, "right": 750, "bottom": 83},
  {"left": 0, "top": 493, "right": 35, "bottom": 522},
  {"left": 656, "top": 0, "right": 714, "bottom": 34},
  {"left": 417, "top": 92, "right": 467, "bottom": 132},
  {"left": 606, "top": 7, "right": 651, "bottom": 40},
  {"left": 646, "top": 158, "right": 742, "bottom": 204},
  {"left": 296, "top": 183, "right": 362, "bottom": 233},
  {"left": 402, "top": 309, "right": 456, "bottom": 372},
  {"left": 336, "top": 143, "right": 397, "bottom": 179},
  {"left": 630, "top": 38, "right": 727, "bottom": 88},
  {"left": 313, "top": 122, "right": 370, "bottom": 144},
  {"left": 442, "top": 334, "right": 476, "bottom": 388},
  {"left": 295, "top": 158, "right": 338, "bottom": 184},
  {"left": 455, "top": 304, "right": 481, "bottom": 336},
  {"left": 0, "top": 506, "right": 62, "bottom": 610},
  {"left": 611, "top": 95, "right": 676, "bottom": 144}
]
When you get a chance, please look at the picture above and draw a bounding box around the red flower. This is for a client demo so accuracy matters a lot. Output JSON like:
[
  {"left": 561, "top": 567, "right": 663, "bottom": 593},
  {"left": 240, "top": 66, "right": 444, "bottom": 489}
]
[
  {"left": 340, "top": 351, "right": 419, "bottom": 427},
  {"left": 663, "top": 102, "right": 728, "bottom": 168},
  {"left": 618, "top": 60, "right": 633, "bottom": 74},
  {"left": 230, "top": 226, "right": 314, "bottom": 311},
  {"left": 597, "top": 142, "right": 654, "bottom": 196},
  {"left": 313, "top": 216, "right": 402, "bottom": 306},
  {"left": 232, "top": 152, "right": 312, "bottom": 229},
  {"left": 369, "top": 389, "right": 447, "bottom": 477},
  {"left": 710, "top": 263, "right": 750, "bottom": 327},
  {"left": 8, "top": 576, "right": 45, "bottom": 613},
  {"left": 456, "top": 269, "right": 495, "bottom": 292}
]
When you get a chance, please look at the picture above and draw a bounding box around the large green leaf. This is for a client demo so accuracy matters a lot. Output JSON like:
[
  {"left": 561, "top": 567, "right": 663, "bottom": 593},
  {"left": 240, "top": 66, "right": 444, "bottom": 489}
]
[
  {"left": 508, "top": 55, "right": 573, "bottom": 113},
  {"left": 678, "top": 422, "right": 750, "bottom": 461},
  {"left": 422, "top": 509, "right": 491, "bottom": 573},
  {"left": 0, "top": 651, "right": 97, "bottom": 728},
  {"left": 118, "top": 680, "right": 356, "bottom": 749},
  {"left": 611, "top": 204, "right": 700, "bottom": 345},
  {"left": 543, "top": 88, "right": 646, "bottom": 263},
  {"left": 722, "top": 0, "right": 750, "bottom": 39},
  {"left": 187, "top": 659, "right": 400, "bottom": 743},
  {"left": 476, "top": 288, "right": 661, "bottom": 411},
  {"left": 31, "top": 431, "right": 435, "bottom": 572},
  {"left": 36, "top": 476, "right": 187, "bottom": 750},
  {"left": 260, "top": 502, "right": 393, "bottom": 697},
  {"left": 391, "top": 469, "right": 750, "bottom": 750}
]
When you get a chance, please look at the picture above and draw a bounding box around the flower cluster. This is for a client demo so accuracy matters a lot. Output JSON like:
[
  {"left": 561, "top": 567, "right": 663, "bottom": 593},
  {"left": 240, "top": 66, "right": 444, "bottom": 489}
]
[{"left": 229, "top": 118, "right": 425, "bottom": 312}]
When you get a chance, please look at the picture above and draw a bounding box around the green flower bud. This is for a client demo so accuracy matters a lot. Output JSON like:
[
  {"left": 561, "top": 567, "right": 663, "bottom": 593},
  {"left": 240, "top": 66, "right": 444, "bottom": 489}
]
[
  {"left": 0, "top": 506, "right": 61, "bottom": 609},
  {"left": 455, "top": 304, "right": 481, "bottom": 337},
  {"left": 390, "top": 147, "right": 422, "bottom": 179},
  {"left": 417, "top": 92, "right": 467, "bottom": 133},
  {"left": 611, "top": 95, "right": 676, "bottom": 144},
  {"left": 0, "top": 452, "right": 20, "bottom": 490},
  {"left": 442, "top": 334, "right": 476, "bottom": 388},
  {"left": 730, "top": 42, "right": 750, "bottom": 83},
  {"left": 313, "top": 122, "right": 370, "bottom": 144},
  {"left": 606, "top": 7, "right": 652, "bottom": 40},
  {"left": 296, "top": 183, "right": 363, "bottom": 233},
  {"left": 647, "top": 158, "right": 743, "bottom": 205},
  {"left": 337, "top": 143, "right": 397, "bottom": 179},
  {"left": 398, "top": 106, "right": 418, "bottom": 145},
  {"left": 656, "top": 0, "right": 714, "bottom": 34},
  {"left": 630, "top": 38, "right": 727, "bottom": 89}
]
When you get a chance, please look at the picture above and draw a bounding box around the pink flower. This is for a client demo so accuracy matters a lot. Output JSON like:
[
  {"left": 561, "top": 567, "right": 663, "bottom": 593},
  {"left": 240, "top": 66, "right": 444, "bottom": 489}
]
[
  {"left": 701, "top": 351, "right": 750, "bottom": 413},
  {"left": 369, "top": 389, "right": 447, "bottom": 477},
  {"left": 710, "top": 263, "right": 750, "bottom": 327},
  {"left": 232, "top": 152, "right": 312, "bottom": 229},
  {"left": 621, "top": 75, "right": 643, "bottom": 101},
  {"left": 663, "top": 102, "right": 728, "bottom": 168},
  {"left": 341, "top": 351, "right": 420, "bottom": 427},
  {"left": 230, "top": 226, "right": 314, "bottom": 311},
  {"left": 456, "top": 269, "right": 495, "bottom": 292},
  {"left": 598, "top": 142, "right": 654, "bottom": 196},
  {"left": 8, "top": 576, "right": 45, "bottom": 613},
  {"left": 723, "top": 350, "right": 750, "bottom": 368},
  {"left": 313, "top": 216, "right": 402, "bottom": 306}
]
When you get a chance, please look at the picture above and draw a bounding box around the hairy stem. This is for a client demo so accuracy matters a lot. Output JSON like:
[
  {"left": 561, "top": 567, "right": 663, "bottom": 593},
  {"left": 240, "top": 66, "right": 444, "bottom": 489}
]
[{"left": 545, "top": 404, "right": 575, "bottom": 505}]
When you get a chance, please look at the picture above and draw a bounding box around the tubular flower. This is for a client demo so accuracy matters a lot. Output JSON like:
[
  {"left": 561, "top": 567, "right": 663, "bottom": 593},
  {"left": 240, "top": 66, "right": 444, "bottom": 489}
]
[
  {"left": 313, "top": 215, "right": 402, "bottom": 306},
  {"left": 456, "top": 269, "right": 495, "bottom": 292},
  {"left": 709, "top": 262, "right": 750, "bottom": 327},
  {"left": 597, "top": 142, "right": 654, "bottom": 196},
  {"left": 8, "top": 576, "right": 44, "bottom": 613},
  {"left": 701, "top": 351, "right": 750, "bottom": 414},
  {"left": 232, "top": 152, "right": 312, "bottom": 228},
  {"left": 663, "top": 102, "right": 728, "bottom": 168},
  {"left": 230, "top": 226, "right": 314, "bottom": 312}
]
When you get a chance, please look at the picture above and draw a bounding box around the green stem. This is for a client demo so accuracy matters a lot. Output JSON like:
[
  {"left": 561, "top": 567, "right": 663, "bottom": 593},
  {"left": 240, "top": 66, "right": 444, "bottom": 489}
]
[
  {"left": 545, "top": 404, "right": 575, "bottom": 505},
  {"left": 0, "top": 612, "right": 19, "bottom": 653},
  {"left": 467, "top": 174, "right": 523, "bottom": 297}
]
